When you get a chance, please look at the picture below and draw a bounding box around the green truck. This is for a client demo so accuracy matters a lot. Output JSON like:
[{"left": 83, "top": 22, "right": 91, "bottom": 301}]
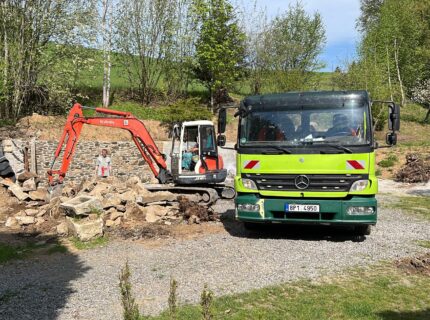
[{"left": 218, "top": 90, "right": 400, "bottom": 236}]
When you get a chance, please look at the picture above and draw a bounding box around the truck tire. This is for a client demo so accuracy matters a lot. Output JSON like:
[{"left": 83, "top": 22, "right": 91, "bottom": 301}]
[
  {"left": 243, "top": 222, "right": 261, "bottom": 231},
  {"left": 354, "top": 225, "right": 371, "bottom": 236}
]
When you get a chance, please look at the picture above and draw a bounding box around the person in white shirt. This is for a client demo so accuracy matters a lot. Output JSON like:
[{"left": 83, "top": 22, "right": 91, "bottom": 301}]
[{"left": 95, "top": 149, "right": 111, "bottom": 177}]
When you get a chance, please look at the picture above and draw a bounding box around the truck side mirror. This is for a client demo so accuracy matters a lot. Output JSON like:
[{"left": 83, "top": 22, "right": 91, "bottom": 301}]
[
  {"left": 386, "top": 132, "right": 397, "bottom": 146},
  {"left": 218, "top": 108, "right": 227, "bottom": 134},
  {"left": 217, "top": 134, "right": 226, "bottom": 146},
  {"left": 388, "top": 103, "right": 400, "bottom": 131}
]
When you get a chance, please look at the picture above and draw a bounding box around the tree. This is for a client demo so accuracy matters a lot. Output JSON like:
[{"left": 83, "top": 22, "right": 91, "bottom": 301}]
[
  {"left": 411, "top": 78, "right": 430, "bottom": 122},
  {"left": 265, "top": 2, "right": 326, "bottom": 91},
  {"left": 192, "top": 0, "right": 246, "bottom": 109},
  {"left": 115, "top": 0, "right": 178, "bottom": 105},
  {"left": 0, "top": 0, "right": 97, "bottom": 119},
  {"left": 101, "top": 0, "right": 114, "bottom": 108}
]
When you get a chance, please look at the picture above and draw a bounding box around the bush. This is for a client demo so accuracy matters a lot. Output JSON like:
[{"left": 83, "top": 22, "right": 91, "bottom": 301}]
[{"left": 378, "top": 154, "right": 398, "bottom": 168}]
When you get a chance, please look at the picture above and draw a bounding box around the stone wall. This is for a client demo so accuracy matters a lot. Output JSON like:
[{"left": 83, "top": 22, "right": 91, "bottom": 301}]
[{"left": 34, "top": 140, "right": 158, "bottom": 184}]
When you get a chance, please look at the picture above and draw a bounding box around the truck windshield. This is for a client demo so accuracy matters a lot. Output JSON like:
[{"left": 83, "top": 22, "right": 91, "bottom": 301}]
[{"left": 239, "top": 105, "right": 371, "bottom": 148}]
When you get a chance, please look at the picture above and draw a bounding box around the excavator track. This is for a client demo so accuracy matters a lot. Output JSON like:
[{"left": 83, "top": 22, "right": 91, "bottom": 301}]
[{"left": 144, "top": 184, "right": 231, "bottom": 205}]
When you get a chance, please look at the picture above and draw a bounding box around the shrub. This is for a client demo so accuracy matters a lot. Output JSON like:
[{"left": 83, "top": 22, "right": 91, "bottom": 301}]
[{"left": 119, "top": 262, "right": 140, "bottom": 320}]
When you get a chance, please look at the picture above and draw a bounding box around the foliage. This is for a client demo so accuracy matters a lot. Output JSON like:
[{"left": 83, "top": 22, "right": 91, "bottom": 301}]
[
  {"left": 0, "top": 0, "right": 98, "bottom": 120},
  {"left": 168, "top": 278, "right": 178, "bottom": 320},
  {"left": 192, "top": 0, "right": 246, "bottom": 108},
  {"left": 119, "top": 262, "right": 141, "bottom": 320},
  {"left": 378, "top": 154, "right": 398, "bottom": 168},
  {"left": 411, "top": 78, "right": 430, "bottom": 122},
  {"left": 200, "top": 284, "right": 213, "bottom": 320}
]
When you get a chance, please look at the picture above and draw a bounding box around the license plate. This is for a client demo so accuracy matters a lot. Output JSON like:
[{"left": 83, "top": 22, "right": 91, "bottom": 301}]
[{"left": 285, "top": 204, "right": 320, "bottom": 213}]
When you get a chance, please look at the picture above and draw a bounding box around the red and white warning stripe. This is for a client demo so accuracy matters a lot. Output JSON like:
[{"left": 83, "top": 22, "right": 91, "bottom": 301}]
[
  {"left": 346, "top": 160, "right": 365, "bottom": 170},
  {"left": 244, "top": 160, "right": 260, "bottom": 170}
]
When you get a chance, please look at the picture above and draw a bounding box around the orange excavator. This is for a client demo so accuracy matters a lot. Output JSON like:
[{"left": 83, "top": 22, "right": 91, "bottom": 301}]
[{"left": 47, "top": 103, "right": 234, "bottom": 203}]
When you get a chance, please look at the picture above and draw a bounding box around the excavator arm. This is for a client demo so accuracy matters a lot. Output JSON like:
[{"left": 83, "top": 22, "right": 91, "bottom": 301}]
[{"left": 47, "top": 103, "right": 171, "bottom": 185}]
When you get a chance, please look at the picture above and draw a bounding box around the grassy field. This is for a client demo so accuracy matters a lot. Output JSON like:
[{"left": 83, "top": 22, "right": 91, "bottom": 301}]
[{"left": 144, "top": 262, "right": 430, "bottom": 320}]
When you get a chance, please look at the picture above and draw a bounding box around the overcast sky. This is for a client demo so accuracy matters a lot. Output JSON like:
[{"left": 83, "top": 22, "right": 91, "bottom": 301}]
[{"left": 246, "top": 0, "right": 361, "bottom": 71}]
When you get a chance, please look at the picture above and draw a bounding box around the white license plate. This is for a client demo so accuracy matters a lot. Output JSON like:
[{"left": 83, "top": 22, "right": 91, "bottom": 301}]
[{"left": 285, "top": 204, "right": 320, "bottom": 213}]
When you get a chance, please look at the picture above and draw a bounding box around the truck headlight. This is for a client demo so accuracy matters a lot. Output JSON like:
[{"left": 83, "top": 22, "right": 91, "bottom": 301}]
[
  {"left": 237, "top": 203, "right": 260, "bottom": 212},
  {"left": 242, "top": 178, "right": 258, "bottom": 190},
  {"left": 350, "top": 180, "right": 369, "bottom": 192},
  {"left": 346, "top": 206, "right": 375, "bottom": 215}
]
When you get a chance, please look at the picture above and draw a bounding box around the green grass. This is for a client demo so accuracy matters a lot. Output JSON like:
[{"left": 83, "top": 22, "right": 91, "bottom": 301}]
[
  {"left": 416, "top": 240, "right": 430, "bottom": 249},
  {"left": 70, "top": 236, "right": 108, "bottom": 250},
  {"left": 390, "top": 196, "right": 430, "bottom": 220},
  {"left": 0, "top": 119, "right": 15, "bottom": 127},
  {"left": 145, "top": 265, "right": 430, "bottom": 320},
  {"left": 378, "top": 154, "right": 399, "bottom": 168},
  {"left": 401, "top": 103, "right": 430, "bottom": 124},
  {"left": 47, "top": 243, "right": 68, "bottom": 254},
  {"left": 0, "top": 242, "right": 45, "bottom": 263}
]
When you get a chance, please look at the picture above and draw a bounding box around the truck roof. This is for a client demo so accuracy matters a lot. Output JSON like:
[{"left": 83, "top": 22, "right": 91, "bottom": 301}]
[{"left": 243, "top": 90, "right": 369, "bottom": 109}]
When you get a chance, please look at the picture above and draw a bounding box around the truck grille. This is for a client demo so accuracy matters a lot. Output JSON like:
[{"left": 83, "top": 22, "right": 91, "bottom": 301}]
[{"left": 242, "top": 173, "right": 368, "bottom": 192}]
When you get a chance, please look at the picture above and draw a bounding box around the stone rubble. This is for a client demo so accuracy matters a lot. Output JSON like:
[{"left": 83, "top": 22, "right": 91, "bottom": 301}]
[{"left": 1, "top": 174, "right": 220, "bottom": 241}]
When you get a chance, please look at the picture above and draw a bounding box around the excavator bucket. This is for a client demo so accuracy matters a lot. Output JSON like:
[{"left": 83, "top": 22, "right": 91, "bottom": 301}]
[{"left": 47, "top": 184, "right": 63, "bottom": 202}]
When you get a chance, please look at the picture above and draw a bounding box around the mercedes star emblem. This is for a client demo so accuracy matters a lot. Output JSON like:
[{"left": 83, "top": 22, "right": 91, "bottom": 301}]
[{"left": 294, "top": 175, "right": 310, "bottom": 190}]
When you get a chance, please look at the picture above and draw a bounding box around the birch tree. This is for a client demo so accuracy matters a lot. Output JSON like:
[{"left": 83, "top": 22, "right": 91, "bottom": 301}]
[
  {"left": 101, "top": 0, "right": 114, "bottom": 108},
  {"left": 115, "top": 0, "right": 177, "bottom": 105}
]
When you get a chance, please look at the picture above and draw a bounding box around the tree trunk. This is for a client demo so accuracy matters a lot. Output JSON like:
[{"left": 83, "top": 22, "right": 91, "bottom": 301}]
[
  {"left": 394, "top": 38, "right": 405, "bottom": 106},
  {"left": 386, "top": 45, "right": 393, "bottom": 101},
  {"left": 425, "top": 105, "right": 430, "bottom": 122},
  {"left": 2, "top": 1, "right": 9, "bottom": 119}
]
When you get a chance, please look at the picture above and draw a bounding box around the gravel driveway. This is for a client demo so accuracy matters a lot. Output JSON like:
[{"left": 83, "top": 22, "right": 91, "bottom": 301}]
[{"left": 1, "top": 196, "right": 429, "bottom": 320}]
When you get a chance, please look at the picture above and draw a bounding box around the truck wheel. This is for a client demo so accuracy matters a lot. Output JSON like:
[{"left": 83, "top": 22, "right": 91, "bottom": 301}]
[
  {"left": 243, "top": 222, "right": 261, "bottom": 231},
  {"left": 354, "top": 225, "right": 371, "bottom": 236}
]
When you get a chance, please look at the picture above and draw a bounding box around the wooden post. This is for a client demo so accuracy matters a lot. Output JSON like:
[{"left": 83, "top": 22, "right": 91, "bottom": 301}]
[{"left": 30, "top": 138, "right": 37, "bottom": 174}]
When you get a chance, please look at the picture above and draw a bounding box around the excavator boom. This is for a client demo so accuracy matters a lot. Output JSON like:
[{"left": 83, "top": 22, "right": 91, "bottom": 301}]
[{"left": 48, "top": 103, "right": 170, "bottom": 185}]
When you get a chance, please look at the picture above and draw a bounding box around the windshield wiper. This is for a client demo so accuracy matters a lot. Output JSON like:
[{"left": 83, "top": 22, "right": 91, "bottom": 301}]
[
  {"left": 299, "top": 140, "right": 353, "bottom": 153},
  {"left": 262, "top": 145, "right": 293, "bottom": 154},
  {"left": 318, "top": 144, "right": 353, "bottom": 154}
]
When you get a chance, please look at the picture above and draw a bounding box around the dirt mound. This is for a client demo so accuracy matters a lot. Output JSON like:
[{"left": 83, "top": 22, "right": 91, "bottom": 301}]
[
  {"left": 396, "top": 253, "right": 430, "bottom": 276},
  {"left": 395, "top": 153, "right": 430, "bottom": 183},
  {"left": 1, "top": 113, "right": 170, "bottom": 142}
]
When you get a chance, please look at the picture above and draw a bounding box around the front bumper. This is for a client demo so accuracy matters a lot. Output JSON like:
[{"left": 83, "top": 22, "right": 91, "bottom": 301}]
[{"left": 235, "top": 193, "right": 377, "bottom": 225}]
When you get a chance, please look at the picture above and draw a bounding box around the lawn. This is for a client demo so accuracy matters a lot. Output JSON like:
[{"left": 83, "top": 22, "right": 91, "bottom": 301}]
[{"left": 145, "top": 262, "right": 430, "bottom": 320}]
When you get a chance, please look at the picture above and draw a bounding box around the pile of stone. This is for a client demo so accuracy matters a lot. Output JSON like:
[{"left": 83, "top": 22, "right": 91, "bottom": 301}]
[
  {"left": 395, "top": 153, "right": 430, "bottom": 183},
  {"left": 0, "top": 172, "right": 48, "bottom": 202},
  {"left": 1, "top": 174, "right": 217, "bottom": 241}
]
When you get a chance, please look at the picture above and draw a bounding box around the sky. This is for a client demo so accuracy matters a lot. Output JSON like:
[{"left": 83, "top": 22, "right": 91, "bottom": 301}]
[{"left": 248, "top": 0, "right": 361, "bottom": 72}]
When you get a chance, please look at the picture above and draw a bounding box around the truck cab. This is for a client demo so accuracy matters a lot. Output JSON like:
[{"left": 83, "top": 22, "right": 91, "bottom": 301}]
[{"left": 222, "top": 91, "right": 400, "bottom": 236}]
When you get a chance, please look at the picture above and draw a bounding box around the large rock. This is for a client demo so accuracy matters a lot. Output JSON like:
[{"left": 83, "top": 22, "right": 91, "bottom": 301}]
[
  {"left": 0, "top": 177, "right": 14, "bottom": 187},
  {"left": 5, "top": 217, "right": 18, "bottom": 228},
  {"left": 110, "top": 211, "right": 124, "bottom": 221},
  {"left": 124, "top": 202, "right": 145, "bottom": 220},
  {"left": 66, "top": 217, "right": 103, "bottom": 241},
  {"left": 22, "top": 178, "right": 37, "bottom": 192},
  {"left": 29, "top": 188, "right": 48, "bottom": 201},
  {"left": 56, "top": 222, "right": 69, "bottom": 236},
  {"left": 25, "top": 209, "right": 39, "bottom": 216},
  {"left": 119, "top": 190, "right": 137, "bottom": 204},
  {"left": 136, "top": 191, "right": 177, "bottom": 205},
  {"left": 8, "top": 184, "right": 29, "bottom": 201},
  {"left": 60, "top": 195, "right": 102, "bottom": 216},
  {"left": 17, "top": 171, "right": 38, "bottom": 182},
  {"left": 15, "top": 215, "right": 35, "bottom": 225},
  {"left": 89, "top": 183, "right": 111, "bottom": 199},
  {"left": 145, "top": 211, "right": 161, "bottom": 223},
  {"left": 102, "top": 194, "right": 122, "bottom": 209}
]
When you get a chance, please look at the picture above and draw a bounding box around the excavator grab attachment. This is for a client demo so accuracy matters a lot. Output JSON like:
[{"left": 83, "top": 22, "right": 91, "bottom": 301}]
[{"left": 47, "top": 103, "right": 171, "bottom": 186}]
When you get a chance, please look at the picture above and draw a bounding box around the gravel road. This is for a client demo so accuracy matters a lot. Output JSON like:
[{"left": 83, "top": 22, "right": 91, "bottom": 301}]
[{"left": 1, "top": 196, "right": 430, "bottom": 320}]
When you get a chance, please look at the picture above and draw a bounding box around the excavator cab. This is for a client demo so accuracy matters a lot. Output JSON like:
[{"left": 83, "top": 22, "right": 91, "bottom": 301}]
[{"left": 170, "top": 121, "right": 227, "bottom": 185}]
